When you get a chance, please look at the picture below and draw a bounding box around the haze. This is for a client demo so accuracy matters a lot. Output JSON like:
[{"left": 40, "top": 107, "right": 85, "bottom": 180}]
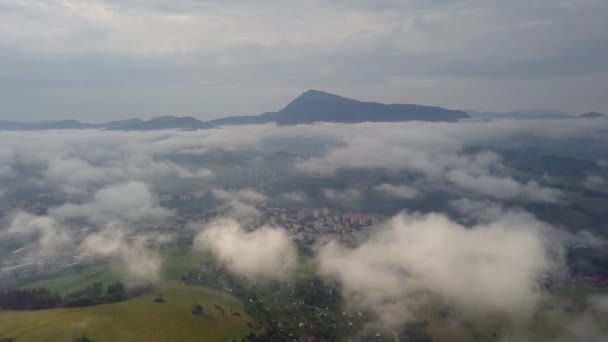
[{"left": 1, "top": 0, "right": 607, "bottom": 121}]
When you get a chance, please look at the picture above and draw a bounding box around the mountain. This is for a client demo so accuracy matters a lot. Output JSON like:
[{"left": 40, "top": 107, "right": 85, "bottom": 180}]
[
  {"left": 579, "top": 112, "right": 607, "bottom": 119},
  {"left": 206, "top": 90, "right": 470, "bottom": 126},
  {"left": 466, "top": 110, "right": 573, "bottom": 120},
  {"left": 102, "top": 118, "right": 144, "bottom": 130},
  {"left": 0, "top": 90, "right": 479, "bottom": 131},
  {"left": 105, "top": 116, "right": 207, "bottom": 130},
  {"left": 0, "top": 120, "right": 98, "bottom": 130},
  {"left": 0, "top": 116, "right": 207, "bottom": 131}
]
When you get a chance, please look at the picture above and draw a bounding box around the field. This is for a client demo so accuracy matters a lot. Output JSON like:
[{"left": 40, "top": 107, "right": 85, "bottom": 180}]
[
  {"left": 7, "top": 245, "right": 608, "bottom": 341},
  {"left": 2, "top": 246, "right": 261, "bottom": 341},
  {"left": 21, "top": 246, "right": 203, "bottom": 295},
  {"left": 21, "top": 264, "right": 123, "bottom": 295},
  {"left": 0, "top": 284, "right": 260, "bottom": 341}
]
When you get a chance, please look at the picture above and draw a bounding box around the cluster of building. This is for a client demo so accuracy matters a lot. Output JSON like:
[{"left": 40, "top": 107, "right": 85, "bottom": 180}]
[
  {"left": 262, "top": 207, "right": 387, "bottom": 245},
  {"left": 569, "top": 274, "right": 608, "bottom": 287},
  {"left": 0, "top": 192, "right": 66, "bottom": 217}
]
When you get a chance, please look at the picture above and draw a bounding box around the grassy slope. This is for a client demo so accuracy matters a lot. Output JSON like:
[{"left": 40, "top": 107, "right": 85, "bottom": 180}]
[
  {"left": 21, "top": 264, "right": 123, "bottom": 295},
  {"left": 21, "top": 246, "right": 204, "bottom": 295},
  {"left": 0, "top": 284, "right": 259, "bottom": 342},
  {"left": 4, "top": 247, "right": 260, "bottom": 341}
]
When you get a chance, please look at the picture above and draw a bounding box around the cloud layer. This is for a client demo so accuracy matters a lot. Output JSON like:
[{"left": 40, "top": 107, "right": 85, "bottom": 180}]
[
  {"left": 193, "top": 218, "right": 297, "bottom": 281},
  {"left": 316, "top": 211, "right": 563, "bottom": 328}
]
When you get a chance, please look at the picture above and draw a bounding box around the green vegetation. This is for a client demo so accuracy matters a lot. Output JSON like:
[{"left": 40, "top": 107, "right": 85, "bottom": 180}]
[
  {"left": 8, "top": 246, "right": 608, "bottom": 341},
  {"left": 0, "top": 284, "right": 259, "bottom": 342},
  {"left": 2, "top": 247, "right": 261, "bottom": 341},
  {"left": 162, "top": 246, "right": 207, "bottom": 281},
  {"left": 21, "top": 264, "right": 122, "bottom": 296},
  {"left": 20, "top": 246, "right": 203, "bottom": 294}
]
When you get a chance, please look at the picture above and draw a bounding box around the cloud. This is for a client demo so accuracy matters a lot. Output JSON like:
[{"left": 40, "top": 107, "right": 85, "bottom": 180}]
[
  {"left": 0, "top": 119, "right": 606, "bottom": 204},
  {"left": 193, "top": 218, "right": 297, "bottom": 281},
  {"left": 322, "top": 188, "right": 363, "bottom": 206},
  {"left": 1, "top": 211, "right": 72, "bottom": 257},
  {"left": 541, "top": 295, "right": 608, "bottom": 342},
  {"left": 1, "top": 120, "right": 604, "bottom": 205},
  {"left": 280, "top": 191, "right": 308, "bottom": 204},
  {"left": 212, "top": 188, "right": 267, "bottom": 204},
  {"left": 583, "top": 175, "right": 606, "bottom": 189},
  {"left": 445, "top": 169, "right": 563, "bottom": 203},
  {"left": 292, "top": 122, "right": 580, "bottom": 204},
  {"left": 210, "top": 188, "right": 267, "bottom": 223},
  {"left": 316, "top": 211, "right": 564, "bottom": 329},
  {"left": 373, "top": 183, "right": 418, "bottom": 199},
  {"left": 449, "top": 198, "right": 506, "bottom": 223},
  {"left": 80, "top": 224, "right": 171, "bottom": 287},
  {"left": 50, "top": 181, "right": 173, "bottom": 225},
  {"left": 0, "top": 180, "right": 174, "bottom": 283},
  {"left": 0, "top": 130, "right": 217, "bottom": 196},
  {"left": 1, "top": 0, "right": 608, "bottom": 120}
]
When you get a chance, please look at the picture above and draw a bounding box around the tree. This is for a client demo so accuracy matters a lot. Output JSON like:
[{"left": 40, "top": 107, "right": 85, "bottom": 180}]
[
  {"left": 192, "top": 303, "right": 203, "bottom": 315},
  {"left": 153, "top": 294, "right": 165, "bottom": 303},
  {"left": 105, "top": 281, "right": 125, "bottom": 302},
  {"left": 72, "top": 333, "right": 92, "bottom": 342}
]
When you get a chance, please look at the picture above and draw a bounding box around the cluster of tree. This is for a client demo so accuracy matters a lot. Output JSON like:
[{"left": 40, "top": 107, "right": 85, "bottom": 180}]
[
  {"left": 182, "top": 259, "right": 435, "bottom": 341},
  {"left": 0, "top": 281, "right": 144, "bottom": 310},
  {"left": 0, "top": 288, "right": 61, "bottom": 310},
  {"left": 181, "top": 261, "right": 354, "bottom": 341},
  {"left": 71, "top": 334, "right": 93, "bottom": 342},
  {"left": 63, "top": 281, "right": 126, "bottom": 308},
  {"left": 192, "top": 303, "right": 203, "bottom": 315},
  {"left": 64, "top": 282, "right": 103, "bottom": 302},
  {"left": 153, "top": 294, "right": 165, "bottom": 303}
]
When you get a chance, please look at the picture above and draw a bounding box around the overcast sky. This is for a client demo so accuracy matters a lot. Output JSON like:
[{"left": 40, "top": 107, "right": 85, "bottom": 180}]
[{"left": 1, "top": 0, "right": 607, "bottom": 121}]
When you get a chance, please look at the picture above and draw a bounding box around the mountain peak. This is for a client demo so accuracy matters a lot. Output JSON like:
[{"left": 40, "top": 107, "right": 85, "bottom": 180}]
[
  {"left": 579, "top": 112, "right": 607, "bottom": 118},
  {"left": 274, "top": 90, "right": 469, "bottom": 124},
  {"left": 302, "top": 89, "right": 328, "bottom": 95}
]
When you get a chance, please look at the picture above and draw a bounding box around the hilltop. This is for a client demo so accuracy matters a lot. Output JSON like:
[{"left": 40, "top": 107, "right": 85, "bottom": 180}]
[
  {"left": 579, "top": 112, "right": 607, "bottom": 118},
  {"left": 206, "top": 90, "right": 470, "bottom": 126},
  {"left": 0, "top": 90, "right": 470, "bottom": 131}
]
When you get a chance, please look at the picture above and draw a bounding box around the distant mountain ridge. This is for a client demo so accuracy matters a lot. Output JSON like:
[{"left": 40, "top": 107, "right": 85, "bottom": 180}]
[
  {"left": 466, "top": 110, "right": 573, "bottom": 120},
  {"left": 3, "top": 90, "right": 592, "bottom": 131},
  {"left": 206, "top": 90, "right": 469, "bottom": 126},
  {"left": 0, "top": 117, "right": 207, "bottom": 131},
  {"left": 578, "top": 112, "right": 607, "bottom": 118}
]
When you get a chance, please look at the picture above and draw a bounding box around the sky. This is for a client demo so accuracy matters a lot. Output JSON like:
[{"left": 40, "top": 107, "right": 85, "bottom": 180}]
[{"left": 0, "top": 0, "right": 607, "bottom": 122}]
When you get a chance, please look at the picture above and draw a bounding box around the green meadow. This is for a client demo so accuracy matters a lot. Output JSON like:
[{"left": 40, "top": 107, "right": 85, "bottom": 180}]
[
  {"left": 0, "top": 284, "right": 259, "bottom": 342},
  {"left": 2, "top": 246, "right": 261, "bottom": 341}
]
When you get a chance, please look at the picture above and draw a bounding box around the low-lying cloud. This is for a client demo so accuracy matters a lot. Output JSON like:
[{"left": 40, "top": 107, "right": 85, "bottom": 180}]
[
  {"left": 80, "top": 224, "right": 172, "bottom": 287},
  {"left": 373, "top": 183, "right": 419, "bottom": 199},
  {"left": 193, "top": 218, "right": 297, "bottom": 281},
  {"left": 0, "top": 181, "right": 174, "bottom": 285},
  {"left": 316, "top": 211, "right": 564, "bottom": 329},
  {"left": 50, "top": 181, "right": 173, "bottom": 225},
  {"left": 210, "top": 188, "right": 268, "bottom": 223}
]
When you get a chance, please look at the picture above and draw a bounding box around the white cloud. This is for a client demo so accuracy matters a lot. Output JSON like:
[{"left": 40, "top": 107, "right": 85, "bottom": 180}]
[
  {"left": 210, "top": 188, "right": 267, "bottom": 223},
  {"left": 80, "top": 224, "right": 172, "bottom": 287},
  {"left": 1, "top": 211, "right": 72, "bottom": 257},
  {"left": 373, "top": 183, "right": 418, "bottom": 199},
  {"left": 1, "top": 0, "right": 607, "bottom": 120},
  {"left": 50, "top": 181, "right": 173, "bottom": 225},
  {"left": 316, "top": 211, "right": 563, "bottom": 329},
  {"left": 193, "top": 218, "right": 297, "bottom": 281},
  {"left": 445, "top": 169, "right": 563, "bottom": 203},
  {"left": 281, "top": 191, "right": 308, "bottom": 204},
  {"left": 583, "top": 175, "right": 606, "bottom": 189},
  {"left": 322, "top": 188, "right": 363, "bottom": 205}
]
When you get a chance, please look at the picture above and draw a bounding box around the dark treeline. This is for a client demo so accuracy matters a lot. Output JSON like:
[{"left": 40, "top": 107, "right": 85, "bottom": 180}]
[
  {"left": 0, "top": 288, "right": 61, "bottom": 310},
  {"left": 0, "top": 281, "right": 145, "bottom": 311}
]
